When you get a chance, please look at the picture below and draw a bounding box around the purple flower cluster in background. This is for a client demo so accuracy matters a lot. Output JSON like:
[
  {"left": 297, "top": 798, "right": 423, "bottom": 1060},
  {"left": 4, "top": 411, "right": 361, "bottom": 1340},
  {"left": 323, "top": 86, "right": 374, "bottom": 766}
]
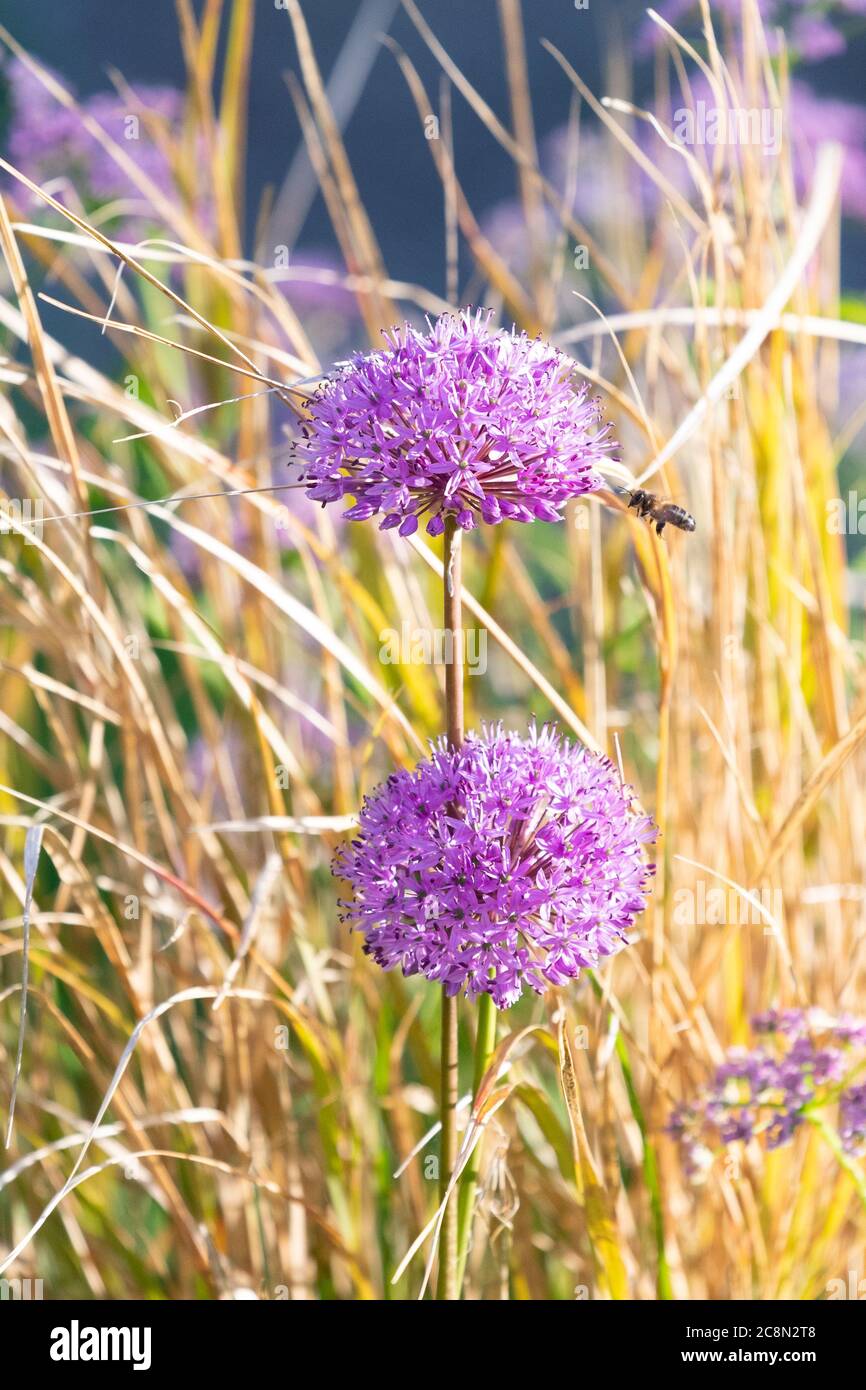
[
  {"left": 787, "top": 80, "right": 866, "bottom": 222},
  {"left": 334, "top": 722, "right": 656, "bottom": 1009},
  {"left": 272, "top": 249, "right": 362, "bottom": 357},
  {"left": 668, "top": 1009, "right": 866, "bottom": 1175},
  {"left": 640, "top": 0, "right": 866, "bottom": 61},
  {"left": 2, "top": 56, "right": 187, "bottom": 229},
  {"left": 481, "top": 4, "right": 866, "bottom": 276},
  {"left": 296, "top": 308, "right": 615, "bottom": 536}
]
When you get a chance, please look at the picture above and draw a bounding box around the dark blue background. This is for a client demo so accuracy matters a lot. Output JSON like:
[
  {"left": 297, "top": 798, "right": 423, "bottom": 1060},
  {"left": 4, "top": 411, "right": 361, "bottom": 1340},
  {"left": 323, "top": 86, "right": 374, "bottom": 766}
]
[{"left": 1, "top": 0, "right": 863, "bottom": 293}]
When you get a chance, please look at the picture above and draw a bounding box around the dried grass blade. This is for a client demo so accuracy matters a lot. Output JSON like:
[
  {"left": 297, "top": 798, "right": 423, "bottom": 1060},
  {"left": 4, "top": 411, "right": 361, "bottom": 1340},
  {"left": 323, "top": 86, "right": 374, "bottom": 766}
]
[
  {"left": 557, "top": 1015, "right": 629, "bottom": 1299},
  {"left": 4, "top": 824, "right": 43, "bottom": 1148}
]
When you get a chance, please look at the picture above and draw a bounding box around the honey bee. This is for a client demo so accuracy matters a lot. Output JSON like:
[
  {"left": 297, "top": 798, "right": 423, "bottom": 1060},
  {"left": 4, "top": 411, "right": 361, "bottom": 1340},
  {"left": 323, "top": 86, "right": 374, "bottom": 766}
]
[{"left": 625, "top": 487, "right": 696, "bottom": 536}]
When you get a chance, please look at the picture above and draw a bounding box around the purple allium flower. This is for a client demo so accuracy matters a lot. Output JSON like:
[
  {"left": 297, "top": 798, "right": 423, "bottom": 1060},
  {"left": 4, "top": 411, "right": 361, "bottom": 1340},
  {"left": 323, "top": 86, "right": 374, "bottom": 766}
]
[
  {"left": 639, "top": 0, "right": 858, "bottom": 61},
  {"left": 787, "top": 81, "right": 866, "bottom": 223},
  {"left": 272, "top": 249, "right": 363, "bottom": 357},
  {"left": 334, "top": 722, "right": 656, "bottom": 1009},
  {"left": 834, "top": 1014, "right": 866, "bottom": 1047},
  {"left": 668, "top": 1009, "right": 866, "bottom": 1174},
  {"left": 789, "top": 13, "right": 847, "bottom": 59},
  {"left": 1, "top": 58, "right": 212, "bottom": 236},
  {"left": 82, "top": 87, "right": 184, "bottom": 205},
  {"left": 752, "top": 1007, "right": 811, "bottom": 1036},
  {"left": 840, "top": 1082, "right": 866, "bottom": 1156},
  {"left": 295, "top": 308, "right": 615, "bottom": 537},
  {"left": 273, "top": 249, "right": 357, "bottom": 314},
  {"left": 3, "top": 58, "right": 83, "bottom": 174},
  {"left": 3, "top": 58, "right": 179, "bottom": 202},
  {"left": 523, "top": 73, "right": 866, "bottom": 254}
]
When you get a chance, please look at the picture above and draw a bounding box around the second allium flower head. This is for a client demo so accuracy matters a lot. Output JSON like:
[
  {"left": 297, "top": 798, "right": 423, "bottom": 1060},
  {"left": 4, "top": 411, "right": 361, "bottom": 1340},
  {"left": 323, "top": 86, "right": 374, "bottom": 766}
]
[
  {"left": 296, "top": 307, "right": 615, "bottom": 536},
  {"left": 335, "top": 723, "right": 656, "bottom": 1009},
  {"left": 668, "top": 1008, "right": 866, "bottom": 1172}
]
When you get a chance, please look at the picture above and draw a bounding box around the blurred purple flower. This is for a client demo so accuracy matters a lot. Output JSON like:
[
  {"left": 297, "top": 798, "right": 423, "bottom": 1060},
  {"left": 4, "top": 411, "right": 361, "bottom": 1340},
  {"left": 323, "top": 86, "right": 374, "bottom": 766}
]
[
  {"left": 2, "top": 57, "right": 200, "bottom": 231},
  {"left": 529, "top": 74, "right": 866, "bottom": 242},
  {"left": 790, "top": 13, "right": 847, "bottom": 59},
  {"left": 273, "top": 249, "right": 357, "bottom": 313},
  {"left": 296, "top": 307, "right": 615, "bottom": 537},
  {"left": 787, "top": 80, "right": 866, "bottom": 222},
  {"left": 639, "top": 0, "right": 859, "bottom": 61},
  {"left": 669, "top": 1008, "right": 866, "bottom": 1174},
  {"left": 840, "top": 1082, "right": 866, "bottom": 1155},
  {"left": 4, "top": 58, "right": 81, "bottom": 169},
  {"left": 82, "top": 87, "right": 183, "bottom": 204},
  {"left": 271, "top": 248, "right": 363, "bottom": 357},
  {"left": 544, "top": 123, "right": 662, "bottom": 227},
  {"left": 334, "top": 722, "right": 656, "bottom": 1009}
]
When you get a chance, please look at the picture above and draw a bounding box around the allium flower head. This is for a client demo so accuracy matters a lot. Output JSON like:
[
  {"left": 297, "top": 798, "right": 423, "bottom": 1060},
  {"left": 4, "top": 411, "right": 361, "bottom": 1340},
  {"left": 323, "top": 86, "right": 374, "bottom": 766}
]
[
  {"left": 334, "top": 723, "right": 655, "bottom": 1009},
  {"left": 668, "top": 1009, "right": 866, "bottom": 1176},
  {"left": 0, "top": 59, "right": 216, "bottom": 238},
  {"left": 2, "top": 58, "right": 182, "bottom": 209},
  {"left": 296, "top": 308, "right": 616, "bottom": 536}
]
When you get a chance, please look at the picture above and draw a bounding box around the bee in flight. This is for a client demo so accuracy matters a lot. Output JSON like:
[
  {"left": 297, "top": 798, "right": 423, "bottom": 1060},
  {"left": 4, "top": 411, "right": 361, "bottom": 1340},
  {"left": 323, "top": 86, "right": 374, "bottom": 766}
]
[{"left": 621, "top": 486, "right": 696, "bottom": 536}]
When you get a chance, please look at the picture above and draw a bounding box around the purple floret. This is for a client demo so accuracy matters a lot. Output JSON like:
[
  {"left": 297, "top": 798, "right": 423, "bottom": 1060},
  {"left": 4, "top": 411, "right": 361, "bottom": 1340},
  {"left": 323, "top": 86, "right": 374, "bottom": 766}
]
[
  {"left": 296, "top": 308, "right": 615, "bottom": 537},
  {"left": 334, "top": 722, "right": 655, "bottom": 1009}
]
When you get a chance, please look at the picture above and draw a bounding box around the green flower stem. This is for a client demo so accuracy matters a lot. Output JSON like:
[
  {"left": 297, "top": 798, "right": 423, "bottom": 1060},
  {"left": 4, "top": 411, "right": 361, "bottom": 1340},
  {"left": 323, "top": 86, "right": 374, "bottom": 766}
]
[
  {"left": 806, "top": 1111, "right": 866, "bottom": 1213},
  {"left": 456, "top": 988, "right": 498, "bottom": 1292},
  {"left": 436, "top": 516, "right": 464, "bottom": 1301},
  {"left": 437, "top": 988, "right": 459, "bottom": 1299}
]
